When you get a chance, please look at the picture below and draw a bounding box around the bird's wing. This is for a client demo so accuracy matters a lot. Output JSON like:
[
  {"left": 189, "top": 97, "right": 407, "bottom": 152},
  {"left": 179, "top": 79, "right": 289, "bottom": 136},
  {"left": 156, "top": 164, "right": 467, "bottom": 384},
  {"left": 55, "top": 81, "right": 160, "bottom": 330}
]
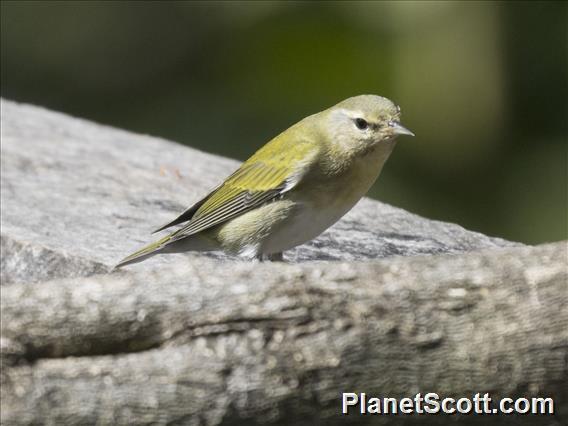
[
  {"left": 164, "top": 136, "right": 318, "bottom": 241},
  {"left": 152, "top": 185, "right": 220, "bottom": 233}
]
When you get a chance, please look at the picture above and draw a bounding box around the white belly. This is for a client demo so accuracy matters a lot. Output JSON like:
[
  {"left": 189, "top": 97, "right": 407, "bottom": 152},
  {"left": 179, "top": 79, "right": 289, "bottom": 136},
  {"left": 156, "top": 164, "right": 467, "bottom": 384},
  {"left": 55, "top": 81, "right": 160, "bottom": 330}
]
[{"left": 259, "top": 199, "right": 351, "bottom": 255}]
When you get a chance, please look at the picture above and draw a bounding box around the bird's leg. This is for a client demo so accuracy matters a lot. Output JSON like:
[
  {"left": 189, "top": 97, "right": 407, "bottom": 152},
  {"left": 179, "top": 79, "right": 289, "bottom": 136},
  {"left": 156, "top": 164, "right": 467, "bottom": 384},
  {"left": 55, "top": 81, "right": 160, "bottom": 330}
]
[
  {"left": 259, "top": 252, "right": 284, "bottom": 262},
  {"left": 268, "top": 252, "right": 284, "bottom": 261}
]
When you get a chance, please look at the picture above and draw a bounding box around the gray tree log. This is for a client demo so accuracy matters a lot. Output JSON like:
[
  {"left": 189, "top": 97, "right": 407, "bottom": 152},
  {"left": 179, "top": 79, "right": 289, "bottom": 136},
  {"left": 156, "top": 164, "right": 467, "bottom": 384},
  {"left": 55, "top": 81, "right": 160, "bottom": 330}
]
[{"left": 1, "top": 99, "right": 567, "bottom": 425}]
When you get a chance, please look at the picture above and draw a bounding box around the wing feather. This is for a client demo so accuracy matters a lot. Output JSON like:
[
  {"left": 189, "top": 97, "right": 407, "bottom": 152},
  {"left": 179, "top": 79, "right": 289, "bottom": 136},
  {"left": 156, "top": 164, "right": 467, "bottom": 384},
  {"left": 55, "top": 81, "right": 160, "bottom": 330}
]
[
  {"left": 165, "top": 135, "right": 318, "bottom": 240},
  {"left": 170, "top": 186, "right": 282, "bottom": 240}
]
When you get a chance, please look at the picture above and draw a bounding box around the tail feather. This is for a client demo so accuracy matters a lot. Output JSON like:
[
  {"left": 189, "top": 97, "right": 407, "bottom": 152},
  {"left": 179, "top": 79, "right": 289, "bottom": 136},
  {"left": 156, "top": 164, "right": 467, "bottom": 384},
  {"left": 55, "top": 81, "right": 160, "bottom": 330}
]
[{"left": 115, "top": 235, "right": 172, "bottom": 269}]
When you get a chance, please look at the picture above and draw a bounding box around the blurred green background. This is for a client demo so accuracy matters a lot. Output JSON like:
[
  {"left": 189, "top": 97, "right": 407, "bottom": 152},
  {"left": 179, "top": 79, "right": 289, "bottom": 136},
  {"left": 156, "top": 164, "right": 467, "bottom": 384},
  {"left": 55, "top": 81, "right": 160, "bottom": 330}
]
[{"left": 2, "top": 1, "right": 566, "bottom": 244}]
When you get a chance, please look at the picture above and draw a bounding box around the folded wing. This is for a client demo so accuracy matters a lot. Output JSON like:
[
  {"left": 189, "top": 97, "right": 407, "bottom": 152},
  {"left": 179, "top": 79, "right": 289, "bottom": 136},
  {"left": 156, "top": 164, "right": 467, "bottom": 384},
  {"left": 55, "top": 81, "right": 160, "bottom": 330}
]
[{"left": 166, "top": 136, "right": 318, "bottom": 242}]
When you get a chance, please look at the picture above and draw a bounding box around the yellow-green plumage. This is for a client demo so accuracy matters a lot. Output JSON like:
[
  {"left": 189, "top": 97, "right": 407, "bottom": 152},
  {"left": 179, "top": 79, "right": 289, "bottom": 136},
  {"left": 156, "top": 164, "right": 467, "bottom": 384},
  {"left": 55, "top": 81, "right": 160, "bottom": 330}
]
[
  {"left": 183, "top": 133, "right": 317, "bottom": 232},
  {"left": 116, "top": 94, "right": 413, "bottom": 267}
]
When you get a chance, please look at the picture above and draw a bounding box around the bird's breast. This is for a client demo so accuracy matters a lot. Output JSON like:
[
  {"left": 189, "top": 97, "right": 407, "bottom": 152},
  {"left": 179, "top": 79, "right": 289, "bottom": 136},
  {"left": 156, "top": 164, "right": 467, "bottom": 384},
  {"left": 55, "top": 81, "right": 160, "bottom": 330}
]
[
  {"left": 260, "top": 142, "right": 396, "bottom": 255},
  {"left": 313, "top": 141, "right": 396, "bottom": 207}
]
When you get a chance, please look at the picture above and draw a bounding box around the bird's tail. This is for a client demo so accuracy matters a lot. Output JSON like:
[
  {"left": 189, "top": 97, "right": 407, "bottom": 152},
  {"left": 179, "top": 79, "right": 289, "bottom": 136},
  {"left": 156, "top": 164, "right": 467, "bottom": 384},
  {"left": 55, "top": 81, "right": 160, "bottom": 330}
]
[{"left": 115, "top": 234, "right": 172, "bottom": 269}]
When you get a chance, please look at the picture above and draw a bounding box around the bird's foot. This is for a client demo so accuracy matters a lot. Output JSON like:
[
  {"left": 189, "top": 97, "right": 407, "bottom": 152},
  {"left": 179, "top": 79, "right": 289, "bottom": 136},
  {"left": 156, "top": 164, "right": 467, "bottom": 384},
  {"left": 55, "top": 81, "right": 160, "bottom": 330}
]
[{"left": 259, "top": 252, "right": 284, "bottom": 262}]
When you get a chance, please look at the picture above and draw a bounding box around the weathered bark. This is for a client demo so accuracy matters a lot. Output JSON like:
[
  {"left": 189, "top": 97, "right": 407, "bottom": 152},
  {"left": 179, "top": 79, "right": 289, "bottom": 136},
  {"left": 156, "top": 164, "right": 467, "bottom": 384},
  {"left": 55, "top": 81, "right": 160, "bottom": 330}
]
[
  {"left": 1, "top": 99, "right": 566, "bottom": 425},
  {"left": 2, "top": 242, "right": 567, "bottom": 425}
]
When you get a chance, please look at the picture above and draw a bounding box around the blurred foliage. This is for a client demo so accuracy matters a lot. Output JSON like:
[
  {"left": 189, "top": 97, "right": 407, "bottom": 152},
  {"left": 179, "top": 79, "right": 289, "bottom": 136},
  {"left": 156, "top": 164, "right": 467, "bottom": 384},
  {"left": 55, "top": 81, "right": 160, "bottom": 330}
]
[{"left": 1, "top": 1, "right": 566, "bottom": 244}]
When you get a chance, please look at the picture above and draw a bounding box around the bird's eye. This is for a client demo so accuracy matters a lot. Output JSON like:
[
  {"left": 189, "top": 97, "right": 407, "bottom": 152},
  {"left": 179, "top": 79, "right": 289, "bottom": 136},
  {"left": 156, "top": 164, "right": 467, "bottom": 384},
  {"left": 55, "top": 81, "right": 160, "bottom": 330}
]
[{"left": 354, "top": 118, "right": 369, "bottom": 130}]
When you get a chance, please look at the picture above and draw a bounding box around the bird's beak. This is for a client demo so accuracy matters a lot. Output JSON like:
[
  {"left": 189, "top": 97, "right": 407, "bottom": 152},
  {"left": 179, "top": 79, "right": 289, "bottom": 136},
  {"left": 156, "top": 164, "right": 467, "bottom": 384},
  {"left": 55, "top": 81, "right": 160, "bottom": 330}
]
[{"left": 389, "top": 121, "right": 415, "bottom": 137}]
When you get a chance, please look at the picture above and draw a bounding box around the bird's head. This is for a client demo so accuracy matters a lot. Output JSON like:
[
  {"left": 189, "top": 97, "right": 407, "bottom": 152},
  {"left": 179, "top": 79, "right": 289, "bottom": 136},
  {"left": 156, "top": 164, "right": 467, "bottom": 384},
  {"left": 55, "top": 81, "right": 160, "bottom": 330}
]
[{"left": 324, "top": 94, "right": 414, "bottom": 155}]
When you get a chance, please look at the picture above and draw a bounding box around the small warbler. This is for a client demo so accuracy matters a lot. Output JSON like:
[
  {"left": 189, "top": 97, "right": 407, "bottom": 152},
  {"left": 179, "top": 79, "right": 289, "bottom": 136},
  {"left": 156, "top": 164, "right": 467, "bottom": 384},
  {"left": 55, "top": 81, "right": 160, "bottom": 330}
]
[{"left": 117, "top": 95, "right": 413, "bottom": 266}]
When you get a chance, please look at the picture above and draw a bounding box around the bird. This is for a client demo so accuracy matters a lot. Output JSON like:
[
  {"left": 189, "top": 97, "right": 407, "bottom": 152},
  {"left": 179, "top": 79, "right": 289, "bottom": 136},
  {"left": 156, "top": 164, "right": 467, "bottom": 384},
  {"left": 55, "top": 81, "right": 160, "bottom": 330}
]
[{"left": 116, "top": 94, "right": 414, "bottom": 267}]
